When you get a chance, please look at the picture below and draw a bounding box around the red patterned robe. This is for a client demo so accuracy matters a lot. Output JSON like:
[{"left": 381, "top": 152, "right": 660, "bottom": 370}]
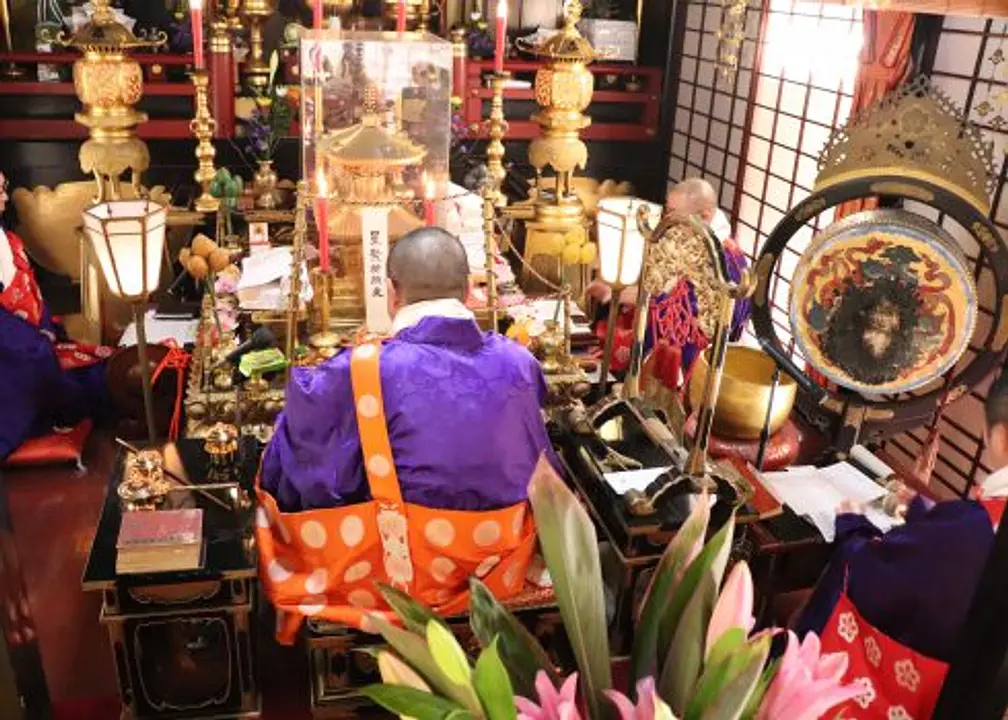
[{"left": 0, "top": 230, "right": 111, "bottom": 459}]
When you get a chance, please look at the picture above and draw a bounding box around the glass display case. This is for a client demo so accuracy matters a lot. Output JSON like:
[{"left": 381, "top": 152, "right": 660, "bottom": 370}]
[{"left": 300, "top": 31, "right": 453, "bottom": 333}]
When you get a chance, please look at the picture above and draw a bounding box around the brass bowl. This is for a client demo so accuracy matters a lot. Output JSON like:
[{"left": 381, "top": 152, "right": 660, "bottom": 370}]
[{"left": 688, "top": 346, "right": 796, "bottom": 441}]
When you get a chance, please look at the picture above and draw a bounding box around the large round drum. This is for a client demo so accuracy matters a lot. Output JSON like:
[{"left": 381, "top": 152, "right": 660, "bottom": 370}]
[{"left": 790, "top": 209, "right": 977, "bottom": 395}]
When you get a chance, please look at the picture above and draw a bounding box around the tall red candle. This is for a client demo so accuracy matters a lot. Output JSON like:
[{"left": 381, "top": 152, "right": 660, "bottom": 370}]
[
  {"left": 424, "top": 177, "right": 436, "bottom": 226},
  {"left": 396, "top": 0, "right": 406, "bottom": 32},
  {"left": 190, "top": 0, "right": 205, "bottom": 70},
  {"left": 313, "top": 0, "right": 323, "bottom": 29},
  {"left": 315, "top": 171, "right": 330, "bottom": 272},
  {"left": 494, "top": 0, "right": 507, "bottom": 73}
]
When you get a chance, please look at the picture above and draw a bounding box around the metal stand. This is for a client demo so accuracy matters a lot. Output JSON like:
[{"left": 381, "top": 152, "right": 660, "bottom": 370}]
[{"left": 133, "top": 303, "right": 158, "bottom": 445}]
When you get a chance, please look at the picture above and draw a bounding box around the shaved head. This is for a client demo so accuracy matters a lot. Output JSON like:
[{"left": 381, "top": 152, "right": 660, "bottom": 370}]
[
  {"left": 666, "top": 178, "right": 718, "bottom": 222},
  {"left": 387, "top": 227, "right": 470, "bottom": 308}
]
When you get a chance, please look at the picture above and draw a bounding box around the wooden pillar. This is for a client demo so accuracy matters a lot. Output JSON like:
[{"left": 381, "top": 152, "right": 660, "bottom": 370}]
[{"left": 209, "top": 19, "right": 235, "bottom": 139}]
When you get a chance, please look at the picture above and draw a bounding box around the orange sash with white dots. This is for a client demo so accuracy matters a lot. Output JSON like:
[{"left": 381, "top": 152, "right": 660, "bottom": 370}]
[{"left": 255, "top": 340, "right": 540, "bottom": 644}]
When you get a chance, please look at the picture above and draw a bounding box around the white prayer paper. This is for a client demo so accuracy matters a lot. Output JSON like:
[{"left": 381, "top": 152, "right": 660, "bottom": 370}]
[
  {"left": 361, "top": 207, "right": 392, "bottom": 333},
  {"left": 603, "top": 466, "right": 672, "bottom": 495},
  {"left": 759, "top": 462, "right": 897, "bottom": 541},
  {"left": 118, "top": 310, "right": 199, "bottom": 348}
]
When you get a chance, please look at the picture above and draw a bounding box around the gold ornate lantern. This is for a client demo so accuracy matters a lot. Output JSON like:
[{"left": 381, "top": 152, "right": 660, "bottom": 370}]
[
  {"left": 507, "top": 0, "right": 598, "bottom": 288},
  {"left": 53, "top": 0, "right": 166, "bottom": 202}
]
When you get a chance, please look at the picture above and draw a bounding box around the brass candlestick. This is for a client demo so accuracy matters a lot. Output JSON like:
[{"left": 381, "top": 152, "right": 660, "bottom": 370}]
[
  {"left": 310, "top": 268, "right": 341, "bottom": 358},
  {"left": 418, "top": 0, "right": 431, "bottom": 31},
  {"left": 190, "top": 70, "right": 220, "bottom": 213},
  {"left": 485, "top": 71, "right": 509, "bottom": 208},
  {"left": 286, "top": 181, "right": 309, "bottom": 378},
  {"left": 242, "top": 0, "right": 276, "bottom": 92},
  {"left": 481, "top": 187, "right": 500, "bottom": 330}
]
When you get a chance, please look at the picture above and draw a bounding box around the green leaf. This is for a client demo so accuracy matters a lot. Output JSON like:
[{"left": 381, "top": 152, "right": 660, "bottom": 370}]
[
  {"left": 529, "top": 457, "right": 613, "bottom": 720},
  {"left": 699, "top": 635, "right": 771, "bottom": 720},
  {"left": 630, "top": 494, "right": 711, "bottom": 689},
  {"left": 657, "top": 513, "right": 736, "bottom": 669},
  {"left": 659, "top": 571, "right": 716, "bottom": 715},
  {"left": 685, "top": 629, "right": 750, "bottom": 719},
  {"left": 469, "top": 578, "right": 558, "bottom": 699},
  {"left": 377, "top": 650, "right": 432, "bottom": 692},
  {"left": 379, "top": 583, "right": 445, "bottom": 636},
  {"left": 370, "top": 615, "right": 481, "bottom": 715},
  {"left": 739, "top": 658, "right": 780, "bottom": 720},
  {"left": 472, "top": 639, "right": 517, "bottom": 720},
  {"left": 360, "top": 684, "right": 471, "bottom": 720},
  {"left": 427, "top": 621, "right": 473, "bottom": 688}
]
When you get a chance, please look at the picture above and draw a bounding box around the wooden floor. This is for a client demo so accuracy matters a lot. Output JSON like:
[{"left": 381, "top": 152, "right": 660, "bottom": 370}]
[{"left": 3, "top": 428, "right": 314, "bottom": 718}]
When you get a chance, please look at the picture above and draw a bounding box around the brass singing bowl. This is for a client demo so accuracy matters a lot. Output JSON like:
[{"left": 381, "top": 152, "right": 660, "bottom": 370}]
[{"left": 688, "top": 346, "right": 797, "bottom": 441}]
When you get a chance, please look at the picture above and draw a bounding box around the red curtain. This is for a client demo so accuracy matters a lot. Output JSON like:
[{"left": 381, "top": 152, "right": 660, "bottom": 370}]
[
  {"left": 833, "top": 10, "right": 916, "bottom": 221},
  {"left": 806, "top": 10, "right": 916, "bottom": 391}
]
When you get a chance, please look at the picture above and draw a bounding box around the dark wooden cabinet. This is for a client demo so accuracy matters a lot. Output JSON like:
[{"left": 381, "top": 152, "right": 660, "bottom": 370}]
[{"left": 82, "top": 441, "right": 261, "bottom": 719}]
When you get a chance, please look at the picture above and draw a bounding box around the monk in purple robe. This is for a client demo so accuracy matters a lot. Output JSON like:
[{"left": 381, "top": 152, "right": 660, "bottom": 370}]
[
  {"left": 796, "top": 370, "right": 1008, "bottom": 664},
  {"left": 261, "top": 227, "right": 558, "bottom": 512},
  {"left": 0, "top": 172, "right": 109, "bottom": 460}
]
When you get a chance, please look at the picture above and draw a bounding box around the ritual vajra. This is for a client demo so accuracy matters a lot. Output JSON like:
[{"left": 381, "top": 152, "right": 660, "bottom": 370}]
[{"left": 2, "top": 0, "right": 1008, "bottom": 718}]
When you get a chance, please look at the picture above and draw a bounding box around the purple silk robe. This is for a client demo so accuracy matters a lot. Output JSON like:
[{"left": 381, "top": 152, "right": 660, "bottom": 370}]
[
  {"left": 795, "top": 496, "right": 995, "bottom": 662},
  {"left": 261, "top": 316, "right": 558, "bottom": 512}
]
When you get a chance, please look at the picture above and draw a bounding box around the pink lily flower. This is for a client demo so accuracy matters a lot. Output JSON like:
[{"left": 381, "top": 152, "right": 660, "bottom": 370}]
[
  {"left": 756, "top": 630, "right": 863, "bottom": 720},
  {"left": 515, "top": 671, "right": 583, "bottom": 720},
  {"left": 705, "top": 561, "right": 756, "bottom": 658},
  {"left": 606, "top": 676, "right": 678, "bottom": 720}
]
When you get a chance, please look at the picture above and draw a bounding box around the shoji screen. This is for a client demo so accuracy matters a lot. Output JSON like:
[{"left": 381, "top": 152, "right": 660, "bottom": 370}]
[
  {"left": 666, "top": 0, "right": 763, "bottom": 213},
  {"left": 732, "top": 0, "right": 863, "bottom": 348}
]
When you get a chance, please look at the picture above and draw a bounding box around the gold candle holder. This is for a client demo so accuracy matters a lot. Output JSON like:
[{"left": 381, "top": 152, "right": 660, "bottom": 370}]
[
  {"left": 485, "top": 71, "right": 509, "bottom": 208},
  {"left": 242, "top": 0, "right": 276, "bottom": 92},
  {"left": 286, "top": 181, "right": 309, "bottom": 377},
  {"left": 481, "top": 188, "right": 499, "bottom": 331},
  {"left": 418, "top": 0, "right": 431, "bottom": 31},
  {"left": 310, "top": 268, "right": 342, "bottom": 358},
  {"left": 190, "top": 70, "right": 220, "bottom": 213}
]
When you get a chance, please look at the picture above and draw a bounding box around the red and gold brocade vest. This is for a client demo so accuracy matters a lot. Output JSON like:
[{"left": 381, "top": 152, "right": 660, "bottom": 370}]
[{"left": 256, "top": 340, "right": 543, "bottom": 644}]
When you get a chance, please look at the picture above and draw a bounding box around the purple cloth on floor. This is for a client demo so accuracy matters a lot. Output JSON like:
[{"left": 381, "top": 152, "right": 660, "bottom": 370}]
[
  {"left": 795, "top": 496, "right": 995, "bottom": 662},
  {"left": 261, "top": 316, "right": 559, "bottom": 512},
  {"left": 0, "top": 307, "right": 106, "bottom": 460}
]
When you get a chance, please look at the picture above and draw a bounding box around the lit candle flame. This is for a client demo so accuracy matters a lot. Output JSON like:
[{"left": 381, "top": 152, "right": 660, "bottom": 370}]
[
  {"left": 425, "top": 178, "right": 436, "bottom": 200},
  {"left": 190, "top": 0, "right": 203, "bottom": 9},
  {"left": 316, "top": 170, "right": 327, "bottom": 197},
  {"left": 496, "top": 0, "right": 507, "bottom": 19}
]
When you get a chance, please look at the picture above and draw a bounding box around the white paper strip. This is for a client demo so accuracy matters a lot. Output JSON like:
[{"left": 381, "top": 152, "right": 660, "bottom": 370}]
[
  {"left": 361, "top": 207, "right": 392, "bottom": 333},
  {"left": 850, "top": 445, "right": 895, "bottom": 479}
]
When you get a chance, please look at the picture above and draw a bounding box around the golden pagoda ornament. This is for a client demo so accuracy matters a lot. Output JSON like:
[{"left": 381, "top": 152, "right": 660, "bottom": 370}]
[{"left": 316, "top": 84, "right": 426, "bottom": 329}]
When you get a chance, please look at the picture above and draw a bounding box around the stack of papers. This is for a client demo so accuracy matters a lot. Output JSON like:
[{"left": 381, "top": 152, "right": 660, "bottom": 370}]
[
  {"left": 758, "top": 462, "right": 899, "bottom": 541},
  {"left": 236, "top": 247, "right": 312, "bottom": 311},
  {"left": 438, "top": 183, "right": 516, "bottom": 286},
  {"left": 118, "top": 310, "right": 199, "bottom": 347},
  {"left": 507, "top": 299, "right": 593, "bottom": 340}
]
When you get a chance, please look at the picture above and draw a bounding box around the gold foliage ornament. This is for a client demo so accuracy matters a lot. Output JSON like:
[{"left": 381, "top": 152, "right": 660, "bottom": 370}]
[{"left": 815, "top": 75, "right": 996, "bottom": 215}]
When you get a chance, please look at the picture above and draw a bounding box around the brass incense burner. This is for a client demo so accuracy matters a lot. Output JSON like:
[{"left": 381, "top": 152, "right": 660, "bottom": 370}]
[
  {"left": 118, "top": 449, "right": 171, "bottom": 512},
  {"left": 51, "top": 0, "right": 166, "bottom": 202}
]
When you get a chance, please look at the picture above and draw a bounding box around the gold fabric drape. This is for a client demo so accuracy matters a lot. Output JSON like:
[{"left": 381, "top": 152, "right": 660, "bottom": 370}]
[{"left": 833, "top": 11, "right": 916, "bottom": 220}]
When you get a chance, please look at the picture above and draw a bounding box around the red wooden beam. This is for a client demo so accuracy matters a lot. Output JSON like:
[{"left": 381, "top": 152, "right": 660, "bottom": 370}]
[{"left": 0, "top": 119, "right": 194, "bottom": 140}]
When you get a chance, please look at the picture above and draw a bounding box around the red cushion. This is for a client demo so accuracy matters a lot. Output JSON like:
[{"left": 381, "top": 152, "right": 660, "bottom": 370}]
[
  {"left": 3, "top": 419, "right": 93, "bottom": 468},
  {"left": 683, "top": 414, "right": 800, "bottom": 472}
]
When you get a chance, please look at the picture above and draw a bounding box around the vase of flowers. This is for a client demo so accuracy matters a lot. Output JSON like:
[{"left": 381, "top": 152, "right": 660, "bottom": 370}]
[
  {"left": 252, "top": 158, "right": 280, "bottom": 209},
  {"left": 240, "top": 52, "right": 294, "bottom": 209}
]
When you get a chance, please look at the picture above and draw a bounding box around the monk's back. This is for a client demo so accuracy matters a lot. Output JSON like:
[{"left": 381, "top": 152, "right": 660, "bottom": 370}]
[
  {"left": 378, "top": 317, "right": 550, "bottom": 509},
  {"left": 260, "top": 316, "right": 554, "bottom": 512}
]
